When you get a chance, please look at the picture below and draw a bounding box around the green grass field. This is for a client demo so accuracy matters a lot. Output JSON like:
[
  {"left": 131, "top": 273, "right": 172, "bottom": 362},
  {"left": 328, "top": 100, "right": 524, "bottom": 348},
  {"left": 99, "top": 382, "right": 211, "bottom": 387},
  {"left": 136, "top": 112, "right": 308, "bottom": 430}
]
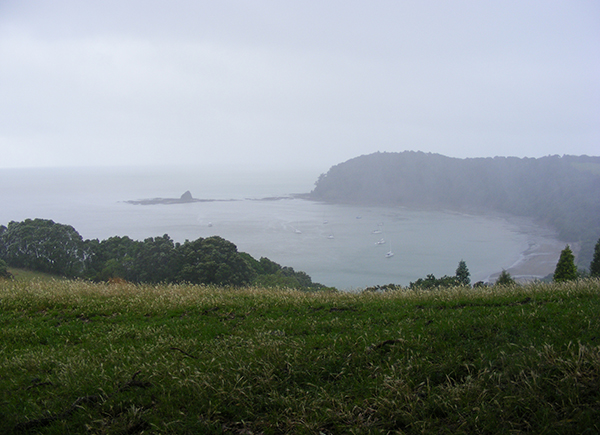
[
  {"left": 1, "top": 276, "right": 599, "bottom": 434},
  {"left": 5, "top": 267, "right": 69, "bottom": 282}
]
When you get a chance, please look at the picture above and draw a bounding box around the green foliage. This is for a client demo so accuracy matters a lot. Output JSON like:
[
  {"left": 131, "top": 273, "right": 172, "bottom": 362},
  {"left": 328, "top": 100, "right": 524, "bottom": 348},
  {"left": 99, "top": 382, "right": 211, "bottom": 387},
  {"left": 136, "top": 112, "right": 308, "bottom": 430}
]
[
  {"left": 176, "top": 236, "right": 255, "bottom": 286},
  {"left": 134, "top": 234, "right": 178, "bottom": 283},
  {"left": 1, "top": 279, "right": 599, "bottom": 434},
  {"left": 591, "top": 237, "right": 600, "bottom": 278},
  {"left": 249, "top": 257, "right": 326, "bottom": 291},
  {"left": 0, "top": 218, "right": 89, "bottom": 277},
  {"left": 0, "top": 259, "right": 12, "bottom": 279},
  {"left": 84, "top": 235, "right": 138, "bottom": 280},
  {"left": 91, "top": 235, "right": 257, "bottom": 286},
  {"left": 0, "top": 219, "right": 317, "bottom": 288},
  {"left": 495, "top": 269, "right": 516, "bottom": 286},
  {"left": 0, "top": 224, "right": 5, "bottom": 255},
  {"left": 408, "top": 260, "right": 474, "bottom": 290},
  {"left": 363, "top": 283, "right": 403, "bottom": 292},
  {"left": 554, "top": 245, "right": 578, "bottom": 282},
  {"left": 455, "top": 259, "right": 471, "bottom": 286},
  {"left": 409, "top": 273, "right": 460, "bottom": 290},
  {"left": 258, "top": 256, "right": 283, "bottom": 275}
]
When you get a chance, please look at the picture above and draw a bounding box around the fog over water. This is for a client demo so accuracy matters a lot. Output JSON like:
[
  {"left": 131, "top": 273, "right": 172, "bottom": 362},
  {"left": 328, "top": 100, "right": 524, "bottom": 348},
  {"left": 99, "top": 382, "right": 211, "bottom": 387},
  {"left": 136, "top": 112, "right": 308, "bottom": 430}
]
[
  {"left": 1, "top": 2, "right": 598, "bottom": 169},
  {"left": 0, "top": 167, "right": 561, "bottom": 289},
  {"left": 1, "top": 2, "right": 588, "bottom": 288}
]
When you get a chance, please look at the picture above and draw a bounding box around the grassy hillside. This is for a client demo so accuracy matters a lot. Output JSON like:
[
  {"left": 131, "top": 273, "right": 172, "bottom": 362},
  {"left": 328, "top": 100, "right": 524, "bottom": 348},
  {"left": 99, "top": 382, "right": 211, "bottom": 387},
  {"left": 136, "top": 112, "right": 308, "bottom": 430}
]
[
  {"left": 6, "top": 267, "right": 69, "bottom": 282},
  {"left": 1, "top": 278, "right": 599, "bottom": 434}
]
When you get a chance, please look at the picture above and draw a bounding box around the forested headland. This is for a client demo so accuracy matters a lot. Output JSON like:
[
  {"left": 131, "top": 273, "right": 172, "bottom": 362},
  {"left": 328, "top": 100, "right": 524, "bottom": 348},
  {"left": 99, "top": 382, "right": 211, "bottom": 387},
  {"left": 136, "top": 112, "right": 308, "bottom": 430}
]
[{"left": 309, "top": 152, "right": 600, "bottom": 268}]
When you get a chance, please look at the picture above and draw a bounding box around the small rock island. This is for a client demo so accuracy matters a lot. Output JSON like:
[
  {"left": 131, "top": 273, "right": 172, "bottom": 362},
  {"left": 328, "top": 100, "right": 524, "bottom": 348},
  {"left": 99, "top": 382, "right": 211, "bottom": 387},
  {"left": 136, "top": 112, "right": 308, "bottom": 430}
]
[
  {"left": 125, "top": 191, "right": 290, "bottom": 205},
  {"left": 125, "top": 191, "right": 204, "bottom": 205}
]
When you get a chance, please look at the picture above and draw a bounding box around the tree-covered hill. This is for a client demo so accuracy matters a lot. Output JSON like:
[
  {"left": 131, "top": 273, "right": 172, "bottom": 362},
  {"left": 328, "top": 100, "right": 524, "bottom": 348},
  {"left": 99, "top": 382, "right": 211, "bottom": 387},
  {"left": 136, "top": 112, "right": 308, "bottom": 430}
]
[
  {"left": 0, "top": 218, "right": 327, "bottom": 290},
  {"left": 309, "top": 152, "right": 600, "bottom": 267}
]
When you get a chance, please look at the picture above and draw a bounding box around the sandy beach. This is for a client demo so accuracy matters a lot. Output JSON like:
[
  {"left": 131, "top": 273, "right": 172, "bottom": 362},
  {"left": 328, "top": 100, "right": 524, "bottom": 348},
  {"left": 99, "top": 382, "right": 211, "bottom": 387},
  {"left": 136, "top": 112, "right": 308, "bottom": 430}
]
[{"left": 488, "top": 216, "right": 570, "bottom": 283}]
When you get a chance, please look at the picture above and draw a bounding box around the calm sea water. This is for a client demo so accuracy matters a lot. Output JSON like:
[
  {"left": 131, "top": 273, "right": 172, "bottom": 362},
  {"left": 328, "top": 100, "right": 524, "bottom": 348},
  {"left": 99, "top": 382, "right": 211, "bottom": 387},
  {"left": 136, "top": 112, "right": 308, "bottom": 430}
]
[{"left": 1, "top": 166, "right": 538, "bottom": 289}]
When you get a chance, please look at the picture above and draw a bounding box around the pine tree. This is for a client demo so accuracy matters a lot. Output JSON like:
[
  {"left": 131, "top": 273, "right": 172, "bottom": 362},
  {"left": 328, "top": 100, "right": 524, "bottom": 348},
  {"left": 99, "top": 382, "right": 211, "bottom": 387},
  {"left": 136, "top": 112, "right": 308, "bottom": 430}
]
[
  {"left": 553, "top": 245, "right": 578, "bottom": 282},
  {"left": 590, "top": 238, "right": 600, "bottom": 278},
  {"left": 455, "top": 260, "right": 471, "bottom": 286},
  {"left": 495, "top": 269, "right": 515, "bottom": 286}
]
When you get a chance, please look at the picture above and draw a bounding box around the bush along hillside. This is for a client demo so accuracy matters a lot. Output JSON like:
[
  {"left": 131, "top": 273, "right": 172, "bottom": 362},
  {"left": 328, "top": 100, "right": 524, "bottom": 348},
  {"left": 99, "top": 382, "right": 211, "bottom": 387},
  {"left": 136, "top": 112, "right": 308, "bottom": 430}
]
[
  {"left": 0, "top": 218, "right": 329, "bottom": 291},
  {"left": 310, "top": 152, "right": 600, "bottom": 268},
  {"left": 365, "top": 242, "right": 599, "bottom": 290},
  {"left": 0, "top": 278, "right": 598, "bottom": 434}
]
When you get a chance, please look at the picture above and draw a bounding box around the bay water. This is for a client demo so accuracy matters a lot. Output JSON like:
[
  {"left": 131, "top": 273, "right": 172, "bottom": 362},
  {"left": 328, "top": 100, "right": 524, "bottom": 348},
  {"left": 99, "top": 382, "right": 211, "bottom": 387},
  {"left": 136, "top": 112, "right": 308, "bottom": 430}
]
[{"left": 1, "top": 166, "right": 549, "bottom": 289}]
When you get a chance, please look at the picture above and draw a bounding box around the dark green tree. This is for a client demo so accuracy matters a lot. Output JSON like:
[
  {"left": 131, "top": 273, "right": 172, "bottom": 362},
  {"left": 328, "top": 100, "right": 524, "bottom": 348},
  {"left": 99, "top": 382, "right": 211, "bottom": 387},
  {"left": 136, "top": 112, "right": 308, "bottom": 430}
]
[
  {"left": 176, "top": 236, "right": 254, "bottom": 286},
  {"left": 85, "top": 236, "right": 140, "bottom": 281},
  {"left": 590, "top": 237, "right": 600, "bottom": 278},
  {"left": 0, "top": 218, "right": 323, "bottom": 288},
  {"left": 0, "top": 225, "right": 6, "bottom": 259},
  {"left": 258, "top": 257, "right": 283, "bottom": 275},
  {"left": 0, "top": 219, "right": 89, "bottom": 277},
  {"left": 495, "top": 269, "right": 516, "bottom": 286},
  {"left": 409, "top": 274, "right": 460, "bottom": 290},
  {"left": 132, "top": 235, "right": 178, "bottom": 283},
  {"left": 0, "top": 259, "right": 12, "bottom": 279},
  {"left": 553, "top": 245, "right": 578, "bottom": 282},
  {"left": 455, "top": 260, "right": 471, "bottom": 286},
  {"left": 244, "top": 255, "right": 321, "bottom": 290}
]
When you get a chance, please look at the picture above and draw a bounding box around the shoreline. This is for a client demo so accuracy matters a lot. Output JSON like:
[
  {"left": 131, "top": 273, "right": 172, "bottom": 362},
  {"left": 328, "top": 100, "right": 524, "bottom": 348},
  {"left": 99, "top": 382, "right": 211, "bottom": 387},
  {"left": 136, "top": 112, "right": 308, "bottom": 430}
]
[
  {"left": 487, "top": 216, "right": 568, "bottom": 283},
  {"left": 300, "top": 198, "right": 571, "bottom": 284}
]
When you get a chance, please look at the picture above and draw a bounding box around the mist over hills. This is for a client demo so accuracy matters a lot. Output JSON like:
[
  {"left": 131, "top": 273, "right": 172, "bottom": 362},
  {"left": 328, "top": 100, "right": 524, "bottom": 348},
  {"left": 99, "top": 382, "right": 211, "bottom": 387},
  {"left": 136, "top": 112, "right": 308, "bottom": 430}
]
[{"left": 309, "top": 152, "right": 600, "bottom": 268}]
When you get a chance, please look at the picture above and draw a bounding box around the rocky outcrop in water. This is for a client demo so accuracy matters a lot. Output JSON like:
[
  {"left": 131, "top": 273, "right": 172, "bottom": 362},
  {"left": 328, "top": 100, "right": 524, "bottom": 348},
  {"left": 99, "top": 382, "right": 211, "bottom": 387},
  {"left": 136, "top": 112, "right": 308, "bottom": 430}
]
[{"left": 125, "top": 191, "right": 205, "bottom": 205}]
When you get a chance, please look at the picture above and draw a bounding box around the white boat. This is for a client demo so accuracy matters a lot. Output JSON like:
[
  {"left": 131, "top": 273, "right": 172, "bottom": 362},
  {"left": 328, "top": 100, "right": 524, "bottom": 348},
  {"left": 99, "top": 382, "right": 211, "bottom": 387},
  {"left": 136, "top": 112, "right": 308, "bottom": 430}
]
[
  {"left": 375, "top": 238, "right": 385, "bottom": 245},
  {"left": 385, "top": 241, "right": 394, "bottom": 258},
  {"left": 327, "top": 234, "right": 334, "bottom": 239}
]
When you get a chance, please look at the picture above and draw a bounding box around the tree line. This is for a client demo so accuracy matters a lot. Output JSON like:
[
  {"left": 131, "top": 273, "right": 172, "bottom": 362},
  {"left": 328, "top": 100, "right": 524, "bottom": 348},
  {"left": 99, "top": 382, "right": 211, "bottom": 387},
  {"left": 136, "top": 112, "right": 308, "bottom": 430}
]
[
  {"left": 309, "top": 152, "right": 600, "bottom": 268},
  {"left": 365, "top": 242, "right": 600, "bottom": 292},
  {"left": 1, "top": 218, "right": 598, "bottom": 291},
  {"left": 0, "top": 218, "right": 329, "bottom": 290}
]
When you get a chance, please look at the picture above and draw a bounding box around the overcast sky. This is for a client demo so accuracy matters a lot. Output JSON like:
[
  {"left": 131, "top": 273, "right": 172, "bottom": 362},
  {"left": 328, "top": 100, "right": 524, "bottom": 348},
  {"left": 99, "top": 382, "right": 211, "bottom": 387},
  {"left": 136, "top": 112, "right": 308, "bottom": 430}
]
[{"left": 1, "top": 1, "right": 598, "bottom": 171}]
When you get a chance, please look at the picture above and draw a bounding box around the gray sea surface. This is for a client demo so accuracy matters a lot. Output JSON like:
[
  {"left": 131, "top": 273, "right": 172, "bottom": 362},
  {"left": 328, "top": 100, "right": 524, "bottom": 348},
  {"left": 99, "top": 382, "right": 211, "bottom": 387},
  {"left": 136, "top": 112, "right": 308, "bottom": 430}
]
[{"left": 0, "top": 166, "right": 556, "bottom": 289}]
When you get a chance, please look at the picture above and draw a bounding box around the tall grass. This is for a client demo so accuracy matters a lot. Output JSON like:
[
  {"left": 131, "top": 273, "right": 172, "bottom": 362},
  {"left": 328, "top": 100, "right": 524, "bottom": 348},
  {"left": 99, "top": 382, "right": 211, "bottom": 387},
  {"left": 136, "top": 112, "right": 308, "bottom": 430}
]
[{"left": 1, "top": 278, "right": 599, "bottom": 434}]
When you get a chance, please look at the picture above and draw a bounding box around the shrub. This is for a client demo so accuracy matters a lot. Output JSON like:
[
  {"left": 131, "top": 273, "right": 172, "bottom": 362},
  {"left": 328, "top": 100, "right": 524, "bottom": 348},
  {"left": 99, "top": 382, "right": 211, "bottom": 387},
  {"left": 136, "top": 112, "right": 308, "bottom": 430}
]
[{"left": 495, "top": 269, "right": 516, "bottom": 286}]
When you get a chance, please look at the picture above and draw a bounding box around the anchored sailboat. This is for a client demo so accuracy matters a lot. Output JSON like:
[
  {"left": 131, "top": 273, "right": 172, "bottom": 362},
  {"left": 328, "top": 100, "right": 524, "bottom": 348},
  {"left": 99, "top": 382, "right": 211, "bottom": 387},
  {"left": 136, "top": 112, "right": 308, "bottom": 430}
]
[{"left": 385, "top": 241, "right": 394, "bottom": 258}]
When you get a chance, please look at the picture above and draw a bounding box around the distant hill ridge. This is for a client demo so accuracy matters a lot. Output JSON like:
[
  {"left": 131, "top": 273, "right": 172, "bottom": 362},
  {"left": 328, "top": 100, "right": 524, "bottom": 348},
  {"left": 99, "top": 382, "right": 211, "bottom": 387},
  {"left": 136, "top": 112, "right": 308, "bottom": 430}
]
[{"left": 309, "top": 151, "right": 600, "bottom": 266}]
